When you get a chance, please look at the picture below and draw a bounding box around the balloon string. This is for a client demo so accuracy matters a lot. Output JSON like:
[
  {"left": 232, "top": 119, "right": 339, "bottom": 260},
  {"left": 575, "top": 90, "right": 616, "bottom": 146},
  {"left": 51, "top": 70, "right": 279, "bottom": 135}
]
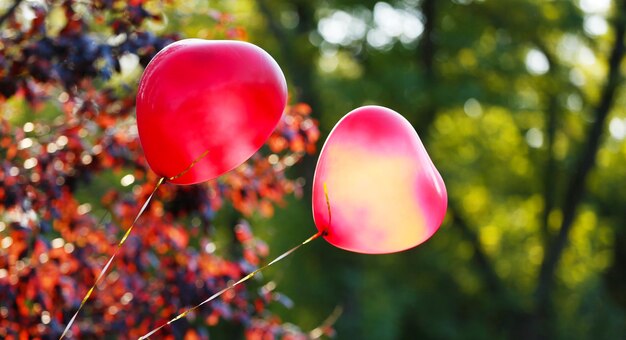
[
  {"left": 60, "top": 177, "right": 165, "bottom": 339},
  {"left": 168, "top": 150, "right": 210, "bottom": 181},
  {"left": 323, "top": 182, "right": 332, "bottom": 228},
  {"left": 59, "top": 150, "right": 210, "bottom": 339},
  {"left": 138, "top": 231, "right": 323, "bottom": 340}
]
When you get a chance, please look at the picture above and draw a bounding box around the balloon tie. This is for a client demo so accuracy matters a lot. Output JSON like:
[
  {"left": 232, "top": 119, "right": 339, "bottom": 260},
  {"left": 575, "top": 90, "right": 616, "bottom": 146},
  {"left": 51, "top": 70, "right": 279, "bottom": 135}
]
[
  {"left": 322, "top": 182, "right": 331, "bottom": 236},
  {"left": 138, "top": 231, "right": 322, "bottom": 340},
  {"left": 59, "top": 176, "right": 165, "bottom": 339}
]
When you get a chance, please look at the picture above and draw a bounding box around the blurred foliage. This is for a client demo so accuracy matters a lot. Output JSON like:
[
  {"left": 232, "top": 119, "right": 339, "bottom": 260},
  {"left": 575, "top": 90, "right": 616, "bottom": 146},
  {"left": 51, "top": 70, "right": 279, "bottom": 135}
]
[
  {"left": 0, "top": 0, "right": 320, "bottom": 339},
  {"left": 2, "top": 0, "right": 626, "bottom": 339},
  {"left": 239, "top": 0, "right": 626, "bottom": 339}
]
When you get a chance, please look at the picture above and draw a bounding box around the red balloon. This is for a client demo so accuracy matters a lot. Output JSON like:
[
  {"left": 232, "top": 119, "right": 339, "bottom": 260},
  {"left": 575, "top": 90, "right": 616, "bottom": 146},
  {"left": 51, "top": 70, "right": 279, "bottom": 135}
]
[
  {"left": 136, "top": 39, "right": 287, "bottom": 185},
  {"left": 312, "top": 106, "right": 447, "bottom": 254}
]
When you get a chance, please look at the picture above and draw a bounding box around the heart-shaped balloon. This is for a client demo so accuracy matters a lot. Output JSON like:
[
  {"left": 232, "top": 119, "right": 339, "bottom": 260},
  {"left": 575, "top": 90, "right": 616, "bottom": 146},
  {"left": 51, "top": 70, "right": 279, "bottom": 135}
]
[
  {"left": 312, "top": 106, "right": 447, "bottom": 254},
  {"left": 136, "top": 39, "right": 287, "bottom": 185}
]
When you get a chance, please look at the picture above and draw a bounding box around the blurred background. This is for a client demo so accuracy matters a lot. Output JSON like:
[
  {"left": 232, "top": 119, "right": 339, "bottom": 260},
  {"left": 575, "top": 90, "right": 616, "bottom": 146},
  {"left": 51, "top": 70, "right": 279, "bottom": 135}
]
[{"left": 1, "top": 0, "right": 626, "bottom": 339}]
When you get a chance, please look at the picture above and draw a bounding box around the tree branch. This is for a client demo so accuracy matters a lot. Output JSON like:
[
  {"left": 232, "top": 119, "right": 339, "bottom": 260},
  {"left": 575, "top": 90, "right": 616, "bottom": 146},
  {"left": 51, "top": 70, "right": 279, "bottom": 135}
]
[
  {"left": 255, "top": 0, "right": 320, "bottom": 112},
  {"left": 540, "top": 95, "right": 559, "bottom": 238},
  {"left": 255, "top": 0, "right": 322, "bottom": 201},
  {"left": 255, "top": 0, "right": 292, "bottom": 73},
  {"left": 413, "top": 0, "right": 437, "bottom": 136},
  {"left": 533, "top": 41, "right": 562, "bottom": 241},
  {"left": 533, "top": 3, "right": 626, "bottom": 336},
  {"left": 448, "top": 200, "right": 535, "bottom": 337},
  {"left": 448, "top": 201, "right": 502, "bottom": 294}
]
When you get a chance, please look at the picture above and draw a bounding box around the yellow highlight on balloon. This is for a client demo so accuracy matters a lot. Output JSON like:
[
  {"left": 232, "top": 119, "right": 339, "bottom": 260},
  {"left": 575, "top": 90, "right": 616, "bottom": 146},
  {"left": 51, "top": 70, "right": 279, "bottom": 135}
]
[
  {"left": 312, "top": 105, "right": 447, "bottom": 254},
  {"left": 324, "top": 145, "right": 425, "bottom": 252}
]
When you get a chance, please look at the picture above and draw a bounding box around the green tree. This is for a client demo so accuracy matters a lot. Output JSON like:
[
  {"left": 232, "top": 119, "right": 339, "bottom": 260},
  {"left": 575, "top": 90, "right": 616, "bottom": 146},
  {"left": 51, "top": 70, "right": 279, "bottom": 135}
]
[{"left": 239, "top": 0, "right": 626, "bottom": 338}]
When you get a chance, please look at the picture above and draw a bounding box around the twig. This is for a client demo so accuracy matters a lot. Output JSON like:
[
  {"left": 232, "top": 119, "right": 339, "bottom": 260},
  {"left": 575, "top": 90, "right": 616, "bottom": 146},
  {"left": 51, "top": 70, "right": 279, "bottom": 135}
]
[{"left": 309, "top": 306, "right": 343, "bottom": 339}]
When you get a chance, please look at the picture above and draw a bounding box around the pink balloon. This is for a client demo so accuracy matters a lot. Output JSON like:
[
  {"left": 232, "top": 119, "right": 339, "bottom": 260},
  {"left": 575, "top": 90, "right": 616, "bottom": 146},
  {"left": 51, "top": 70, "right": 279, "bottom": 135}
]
[
  {"left": 136, "top": 39, "right": 287, "bottom": 185},
  {"left": 312, "top": 106, "right": 447, "bottom": 254}
]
